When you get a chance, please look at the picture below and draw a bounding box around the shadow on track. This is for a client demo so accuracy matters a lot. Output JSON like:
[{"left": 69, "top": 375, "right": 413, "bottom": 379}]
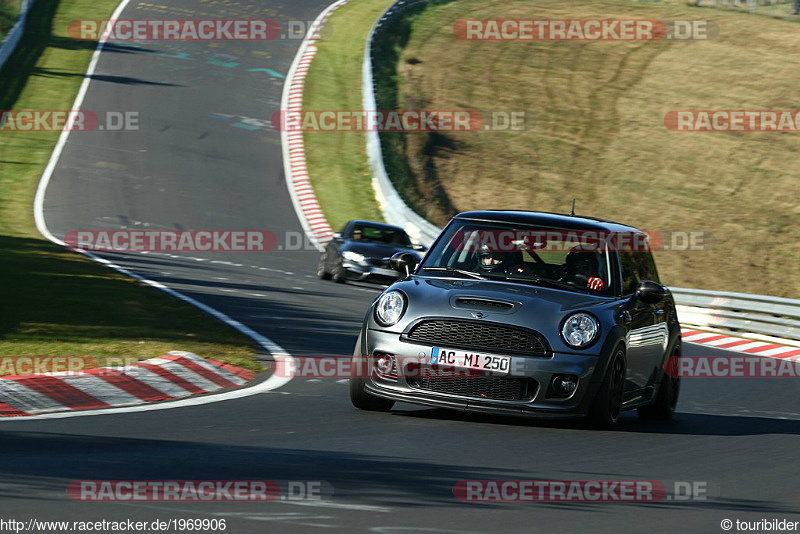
[
  {"left": 0, "top": 429, "right": 796, "bottom": 515},
  {"left": 29, "top": 69, "right": 182, "bottom": 87},
  {"left": 389, "top": 407, "right": 800, "bottom": 437},
  {"left": 0, "top": 430, "right": 515, "bottom": 508}
]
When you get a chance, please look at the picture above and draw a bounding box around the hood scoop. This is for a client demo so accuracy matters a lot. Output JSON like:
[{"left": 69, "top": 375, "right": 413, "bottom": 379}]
[{"left": 453, "top": 297, "right": 516, "bottom": 313}]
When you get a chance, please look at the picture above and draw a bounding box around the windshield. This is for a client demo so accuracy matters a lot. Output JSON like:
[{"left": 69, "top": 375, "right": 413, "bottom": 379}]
[
  {"left": 419, "top": 220, "right": 615, "bottom": 295},
  {"left": 348, "top": 224, "right": 413, "bottom": 248}
]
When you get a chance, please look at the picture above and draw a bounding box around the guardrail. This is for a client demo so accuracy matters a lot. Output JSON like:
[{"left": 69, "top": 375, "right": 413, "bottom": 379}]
[
  {"left": 362, "top": 0, "right": 800, "bottom": 344},
  {"left": 689, "top": 0, "right": 798, "bottom": 16},
  {"left": 363, "top": 0, "right": 441, "bottom": 247},
  {"left": 672, "top": 288, "right": 800, "bottom": 342},
  {"left": 0, "top": 0, "right": 36, "bottom": 72}
]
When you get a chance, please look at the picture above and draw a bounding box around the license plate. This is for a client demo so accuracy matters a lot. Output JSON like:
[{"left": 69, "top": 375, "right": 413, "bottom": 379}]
[
  {"left": 373, "top": 267, "right": 397, "bottom": 277},
  {"left": 430, "top": 347, "right": 510, "bottom": 374}
]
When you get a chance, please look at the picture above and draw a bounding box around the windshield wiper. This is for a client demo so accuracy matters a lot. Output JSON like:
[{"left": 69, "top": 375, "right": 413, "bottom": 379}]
[{"left": 421, "top": 267, "right": 487, "bottom": 280}]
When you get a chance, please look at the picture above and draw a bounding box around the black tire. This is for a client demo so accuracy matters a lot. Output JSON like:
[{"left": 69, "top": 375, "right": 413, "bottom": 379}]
[
  {"left": 638, "top": 342, "right": 681, "bottom": 421},
  {"left": 332, "top": 258, "right": 346, "bottom": 284},
  {"left": 317, "top": 254, "right": 332, "bottom": 280},
  {"left": 350, "top": 358, "right": 395, "bottom": 412},
  {"left": 586, "top": 347, "right": 626, "bottom": 429}
]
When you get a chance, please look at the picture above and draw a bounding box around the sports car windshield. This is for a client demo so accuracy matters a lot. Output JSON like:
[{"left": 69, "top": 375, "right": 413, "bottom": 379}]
[
  {"left": 420, "top": 220, "right": 614, "bottom": 295},
  {"left": 350, "top": 224, "right": 413, "bottom": 248}
]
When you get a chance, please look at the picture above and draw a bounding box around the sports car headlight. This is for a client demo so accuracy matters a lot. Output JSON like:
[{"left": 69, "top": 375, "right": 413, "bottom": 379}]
[
  {"left": 342, "top": 251, "right": 366, "bottom": 262},
  {"left": 561, "top": 313, "right": 599, "bottom": 348},
  {"left": 374, "top": 291, "right": 406, "bottom": 326}
]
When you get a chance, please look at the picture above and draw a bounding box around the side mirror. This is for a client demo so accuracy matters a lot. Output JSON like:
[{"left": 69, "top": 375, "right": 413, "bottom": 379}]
[
  {"left": 636, "top": 281, "right": 667, "bottom": 304},
  {"left": 390, "top": 252, "right": 418, "bottom": 277},
  {"left": 332, "top": 232, "right": 342, "bottom": 240},
  {"left": 412, "top": 244, "right": 427, "bottom": 252}
]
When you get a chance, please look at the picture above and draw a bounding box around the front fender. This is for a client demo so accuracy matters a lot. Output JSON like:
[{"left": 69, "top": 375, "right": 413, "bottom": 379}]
[{"left": 590, "top": 325, "right": 628, "bottom": 384}]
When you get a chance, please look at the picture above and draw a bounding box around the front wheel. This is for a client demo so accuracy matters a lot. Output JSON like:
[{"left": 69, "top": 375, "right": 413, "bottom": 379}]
[
  {"left": 318, "top": 253, "right": 332, "bottom": 280},
  {"left": 638, "top": 342, "right": 681, "bottom": 421},
  {"left": 586, "top": 347, "right": 626, "bottom": 429},
  {"left": 332, "top": 259, "right": 346, "bottom": 283}
]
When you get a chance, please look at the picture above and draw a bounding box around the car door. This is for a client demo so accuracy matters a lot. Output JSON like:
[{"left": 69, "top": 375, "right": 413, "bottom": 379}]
[
  {"left": 638, "top": 250, "right": 670, "bottom": 385},
  {"left": 619, "top": 250, "right": 666, "bottom": 394}
]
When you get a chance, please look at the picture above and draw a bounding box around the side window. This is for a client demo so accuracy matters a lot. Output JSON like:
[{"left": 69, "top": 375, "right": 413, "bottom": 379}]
[
  {"left": 619, "top": 252, "right": 639, "bottom": 294},
  {"left": 641, "top": 252, "right": 660, "bottom": 284},
  {"left": 619, "top": 251, "right": 660, "bottom": 294}
]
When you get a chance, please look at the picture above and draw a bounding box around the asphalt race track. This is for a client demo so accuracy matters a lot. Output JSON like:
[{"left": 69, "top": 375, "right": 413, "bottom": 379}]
[{"left": 3, "top": 0, "right": 799, "bottom": 531}]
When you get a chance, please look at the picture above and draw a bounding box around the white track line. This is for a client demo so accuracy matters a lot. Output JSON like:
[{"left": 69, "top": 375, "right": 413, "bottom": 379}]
[{"left": 20, "top": 0, "right": 296, "bottom": 421}]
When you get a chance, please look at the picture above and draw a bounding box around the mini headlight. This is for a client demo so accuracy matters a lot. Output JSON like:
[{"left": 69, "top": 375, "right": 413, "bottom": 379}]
[
  {"left": 375, "top": 291, "right": 406, "bottom": 326},
  {"left": 561, "top": 313, "right": 599, "bottom": 348},
  {"left": 342, "top": 251, "right": 366, "bottom": 262}
]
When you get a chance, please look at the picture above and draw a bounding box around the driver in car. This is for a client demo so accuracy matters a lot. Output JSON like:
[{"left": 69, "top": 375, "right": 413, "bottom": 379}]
[
  {"left": 475, "top": 246, "right": 605, "bottom": 291},
  {"left": 476, "top": 248, "right": 526, "bottom": 275},
  {"left": 559, "top": 248, "right": 605, "bottom": 291}
]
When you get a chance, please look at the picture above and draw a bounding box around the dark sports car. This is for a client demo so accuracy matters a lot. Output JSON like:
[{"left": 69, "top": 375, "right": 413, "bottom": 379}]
[
  {"left": 318, "top": 220, "right": 425, "bottom": 284},
  {"left": 350, "top": 210, "right": 682, "bottom": 428}
]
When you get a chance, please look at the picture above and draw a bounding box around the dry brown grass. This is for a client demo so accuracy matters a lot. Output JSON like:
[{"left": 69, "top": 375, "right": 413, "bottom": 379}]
[{"left": 392, "top": 0, "right": 800, "bottom": 296}]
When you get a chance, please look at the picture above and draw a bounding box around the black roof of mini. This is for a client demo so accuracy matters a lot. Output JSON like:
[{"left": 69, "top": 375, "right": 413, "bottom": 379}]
[{"left": 454, "top": 210, "right": 643, "bottom": 234}]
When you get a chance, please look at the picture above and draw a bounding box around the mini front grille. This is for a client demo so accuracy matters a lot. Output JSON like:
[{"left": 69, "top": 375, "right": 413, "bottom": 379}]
[
  {"left": 404, "top": 320, "right": 548, "bottom": 355},
  {"left": 409, "top": 375, "right": 537, "bottom": 402}
]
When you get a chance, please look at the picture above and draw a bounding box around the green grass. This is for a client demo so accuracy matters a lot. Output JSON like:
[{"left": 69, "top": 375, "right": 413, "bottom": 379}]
[
  {"left": 379, "top": 0, "right": 800, "bottom": 298},
  {"left": 302, "top": 0, "right": 394, "bottom": 231},
  {"left": 371, "top": 0, "right": 456, "bottom": 224},
  {"left": 0, "top": 0, "right": 19, "bottom": 41},
  {"left": 0, "top": 0, "right": 260, "bottom": 372}
]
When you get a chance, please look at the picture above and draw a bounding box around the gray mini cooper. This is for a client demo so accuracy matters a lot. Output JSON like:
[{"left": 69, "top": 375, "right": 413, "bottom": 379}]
[{"left": 349, "top": 210, "right": 682, "bottom": 428}]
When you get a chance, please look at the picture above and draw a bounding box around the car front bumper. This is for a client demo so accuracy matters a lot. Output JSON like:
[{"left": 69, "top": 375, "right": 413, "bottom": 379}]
[
  {"left": 361, "top": 328, "right": 605, "bottom": 418},
  {"left": 342, "top": 260, "right": 401, "bottom": 284}
]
